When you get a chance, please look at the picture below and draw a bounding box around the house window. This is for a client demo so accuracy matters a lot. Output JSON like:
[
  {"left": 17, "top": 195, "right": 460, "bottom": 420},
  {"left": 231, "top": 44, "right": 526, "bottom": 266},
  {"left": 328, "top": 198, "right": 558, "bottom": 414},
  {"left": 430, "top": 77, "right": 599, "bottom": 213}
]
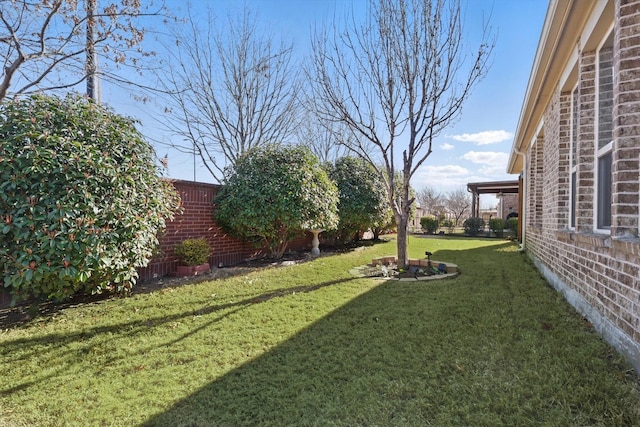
[
  {"left": 570, "top": 86, "right": 578, "bottom": 229},
  {"left": 596, "top": 31, "right": 613, "bottom": 231}
]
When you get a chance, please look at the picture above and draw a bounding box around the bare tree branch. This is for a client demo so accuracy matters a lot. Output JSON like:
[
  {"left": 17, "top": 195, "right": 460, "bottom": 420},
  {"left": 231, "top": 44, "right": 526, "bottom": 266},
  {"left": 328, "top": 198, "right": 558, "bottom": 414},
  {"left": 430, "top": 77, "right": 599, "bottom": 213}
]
[
  {"left": 308, "top": 0, "right": 494, "bottom": 267},
  {"left": 0, "top": 0, "right": 168, "bottom": 101},
  {"left": 153, "top": 5, "right": 301, "bottom": 183},
  {"left": 416, "top": 186, "right": 445, "bottom": 215},
  {"left": 445, "top": 187, "right": 471, "bottom": 226}
]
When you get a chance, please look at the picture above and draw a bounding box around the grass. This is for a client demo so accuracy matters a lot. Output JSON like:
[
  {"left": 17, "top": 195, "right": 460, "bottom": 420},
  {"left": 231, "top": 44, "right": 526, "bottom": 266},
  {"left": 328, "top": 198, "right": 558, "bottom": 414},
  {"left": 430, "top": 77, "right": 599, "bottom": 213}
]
[{"left": 1, "top": 236, "right": 639, "bottom": 426}]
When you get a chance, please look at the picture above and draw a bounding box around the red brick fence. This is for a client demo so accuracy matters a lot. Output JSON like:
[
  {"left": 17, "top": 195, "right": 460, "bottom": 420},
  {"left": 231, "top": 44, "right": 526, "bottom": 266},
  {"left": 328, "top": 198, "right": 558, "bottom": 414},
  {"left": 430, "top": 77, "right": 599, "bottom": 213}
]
[{"left": 137, "top": 179, "right": 314, "bottom": 280}]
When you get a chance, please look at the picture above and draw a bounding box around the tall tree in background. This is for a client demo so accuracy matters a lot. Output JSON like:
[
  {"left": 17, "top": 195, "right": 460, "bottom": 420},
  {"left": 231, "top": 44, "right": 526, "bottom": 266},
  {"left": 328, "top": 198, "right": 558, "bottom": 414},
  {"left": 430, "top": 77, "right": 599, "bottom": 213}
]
[
  {"left": 156, "top": 6, "right": 300, "bottom": 182},
  {"left": 296, "top": 111, "right": 348, "bottom": 165},
  {"left": 416, "top": 186, "right": 445, "bottom": 215},
  {"left": 309, "top": 0, "right": 493, "bottom": 267},
  {"left": 0, "top": 0, "right": 164, "bottom": 102},
  {"left": 445, "top": 187, "right": 471, "bottom": 226}
]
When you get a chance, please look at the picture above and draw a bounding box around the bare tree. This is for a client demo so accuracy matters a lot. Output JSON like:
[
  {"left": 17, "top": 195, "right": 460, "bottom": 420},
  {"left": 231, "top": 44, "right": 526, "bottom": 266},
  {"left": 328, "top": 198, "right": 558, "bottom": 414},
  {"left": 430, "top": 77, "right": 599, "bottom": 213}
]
[
  {"left": 155, "top": 6, "right": 300, "bottom": 182},
  {"left": 0, "top": 0, "right": 165, "bottom": 102},
  {"left": 416, "top": 186, "right": 445, "bottom": 215},
  {"left": 445, "top": 187, "right": 471, "bottom": 226},
  {"left": 295, "top": 110, "right": 350, "bottom": 164},
  {"left": 309, "top": 0, "right": 493, "bottom": 267}
]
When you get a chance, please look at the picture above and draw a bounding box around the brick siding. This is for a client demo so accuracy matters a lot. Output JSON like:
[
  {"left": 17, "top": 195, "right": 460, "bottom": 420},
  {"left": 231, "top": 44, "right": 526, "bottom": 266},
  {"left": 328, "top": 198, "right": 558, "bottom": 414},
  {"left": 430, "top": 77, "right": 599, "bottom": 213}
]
[
  {"left": 137, "top": 180, "right": 249, "bottom": 280},
  {"left": 522, "top": 0, "right": 640, "bottom": 371}
]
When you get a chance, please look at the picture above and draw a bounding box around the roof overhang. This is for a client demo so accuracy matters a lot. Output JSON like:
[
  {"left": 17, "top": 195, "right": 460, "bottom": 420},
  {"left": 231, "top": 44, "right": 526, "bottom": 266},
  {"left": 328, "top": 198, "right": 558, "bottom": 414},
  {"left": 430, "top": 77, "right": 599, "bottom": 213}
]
[
  {"left": 507, "top": 0, "right": 612, "bottom": 174},
  {"left": 467, "top": 180, "right": 519, "bottom": 195}
]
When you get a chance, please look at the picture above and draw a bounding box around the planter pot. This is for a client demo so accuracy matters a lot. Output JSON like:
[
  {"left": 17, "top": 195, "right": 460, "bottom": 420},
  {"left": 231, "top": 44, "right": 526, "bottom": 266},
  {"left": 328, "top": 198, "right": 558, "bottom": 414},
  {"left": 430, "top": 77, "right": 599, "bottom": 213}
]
[{"left": 175, "top": 263, "right": 210, "bottom": 277}]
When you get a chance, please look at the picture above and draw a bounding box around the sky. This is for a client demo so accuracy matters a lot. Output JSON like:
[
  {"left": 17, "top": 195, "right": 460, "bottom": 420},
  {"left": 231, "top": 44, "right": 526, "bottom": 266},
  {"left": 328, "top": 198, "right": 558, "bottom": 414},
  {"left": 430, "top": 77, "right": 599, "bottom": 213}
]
[{"left": 100, "top": 0, "right": 549, "bottom": 210}]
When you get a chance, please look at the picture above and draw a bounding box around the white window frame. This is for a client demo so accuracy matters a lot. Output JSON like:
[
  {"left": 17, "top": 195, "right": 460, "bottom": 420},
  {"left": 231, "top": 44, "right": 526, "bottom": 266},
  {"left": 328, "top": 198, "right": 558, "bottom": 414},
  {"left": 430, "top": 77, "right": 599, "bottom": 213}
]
[
  {"left": 569, "top": 85, "right": 578, "bottom": 230},
  {"left": 594, "top": 28, "right": 614, "bottom": 234}
]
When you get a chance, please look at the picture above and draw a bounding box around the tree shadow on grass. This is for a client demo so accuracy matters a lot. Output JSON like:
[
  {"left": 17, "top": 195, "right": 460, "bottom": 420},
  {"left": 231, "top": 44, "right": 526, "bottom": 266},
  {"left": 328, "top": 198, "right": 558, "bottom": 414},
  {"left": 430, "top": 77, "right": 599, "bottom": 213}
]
[
  {"left": 3, "top": 239, "right": 638, "bottom": 425},
  {"left": 140, "top": 239, "right": 640, "bottom": 426},
  {"left": 0, "top": 276, "right": 359, "bottom": 399},
  {"left": 141, "top": 279, "right": 463, "bottom": 426}
]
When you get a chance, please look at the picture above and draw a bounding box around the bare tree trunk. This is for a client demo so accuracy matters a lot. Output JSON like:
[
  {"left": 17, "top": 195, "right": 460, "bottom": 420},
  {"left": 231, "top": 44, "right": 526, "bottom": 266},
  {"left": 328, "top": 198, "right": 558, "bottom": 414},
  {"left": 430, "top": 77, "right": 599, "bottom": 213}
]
[
  {"left": 396, "top": 212, "right": 409, "bottom": 268},
  {"left": 308, "top": 0, "right": 493, "bottom": 269}
]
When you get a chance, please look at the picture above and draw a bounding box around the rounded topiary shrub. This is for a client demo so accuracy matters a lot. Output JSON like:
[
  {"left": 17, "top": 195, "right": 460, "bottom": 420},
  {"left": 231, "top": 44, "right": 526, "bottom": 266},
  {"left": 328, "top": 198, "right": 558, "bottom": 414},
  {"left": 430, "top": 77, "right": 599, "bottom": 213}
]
[
  {"left": 420, "top": 215, "right": 439, "bottom": 234},
  {"left": 489, "top": 218, "right": 505, "bottom": 238},
  {"left": 0, "top": 94, "right": 180, "bottom": 303},
  {"left": 440, "top": 219, "right": 455, "bottom": 233},
  {"left": 175, "top": 239, "right": 211, "bottom": 266},
  {"left": 213, "top": 144, "right": 339, "bottom": 259},
  {"left": 326, "top": 156, "right": 388, "bottom": 244},
  {"left": 463, "top": 217, "right": 485, "bottom": 236},
  {"left": 507, "top": 217, "right": 519, "bottom": 233}
]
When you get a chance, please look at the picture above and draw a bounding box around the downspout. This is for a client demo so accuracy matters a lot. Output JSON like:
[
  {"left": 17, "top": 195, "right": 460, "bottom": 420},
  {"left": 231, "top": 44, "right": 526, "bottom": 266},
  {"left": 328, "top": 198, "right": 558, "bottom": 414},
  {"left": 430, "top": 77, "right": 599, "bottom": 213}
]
[{"left": 515, "top": 148, "right": 527, "bottom": 251}]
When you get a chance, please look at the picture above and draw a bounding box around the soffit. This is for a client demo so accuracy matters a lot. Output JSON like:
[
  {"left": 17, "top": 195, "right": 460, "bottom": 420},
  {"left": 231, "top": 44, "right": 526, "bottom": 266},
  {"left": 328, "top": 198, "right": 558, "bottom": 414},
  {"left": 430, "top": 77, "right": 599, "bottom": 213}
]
[
  {"left": 467, "top": 180, "right": 520, "bottom": 195},
  {"left": 507, "top": 0, "right": 610, "bottom": 174}
]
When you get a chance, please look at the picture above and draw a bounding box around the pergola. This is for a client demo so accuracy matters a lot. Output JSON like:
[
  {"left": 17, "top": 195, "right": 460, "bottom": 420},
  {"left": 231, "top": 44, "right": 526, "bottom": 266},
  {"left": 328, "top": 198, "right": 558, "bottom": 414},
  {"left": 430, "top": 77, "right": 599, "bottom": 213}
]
[{"left": 466, "top": 179, "right": 521, "bottom": 218}]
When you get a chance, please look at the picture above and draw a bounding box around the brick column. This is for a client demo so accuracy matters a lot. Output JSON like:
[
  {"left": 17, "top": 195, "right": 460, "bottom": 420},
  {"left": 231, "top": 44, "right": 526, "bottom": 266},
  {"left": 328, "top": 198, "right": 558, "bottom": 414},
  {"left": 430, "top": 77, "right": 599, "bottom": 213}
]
[
  {"left": 576, "top": 50, "right": 596, "bottom": 232},
  {"left": 557, "top": 90, "right": 572, "bottom": 229},
  {"left": 612, "top": 0, "right": 640, "bottom": 237}
]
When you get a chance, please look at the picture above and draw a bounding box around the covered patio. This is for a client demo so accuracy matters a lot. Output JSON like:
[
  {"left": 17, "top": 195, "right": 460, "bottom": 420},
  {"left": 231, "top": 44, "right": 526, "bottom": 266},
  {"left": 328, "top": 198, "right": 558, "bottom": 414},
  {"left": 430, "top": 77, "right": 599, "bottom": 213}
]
[{"left": 467, "top": 179, "right": 522, "bottom": 239}]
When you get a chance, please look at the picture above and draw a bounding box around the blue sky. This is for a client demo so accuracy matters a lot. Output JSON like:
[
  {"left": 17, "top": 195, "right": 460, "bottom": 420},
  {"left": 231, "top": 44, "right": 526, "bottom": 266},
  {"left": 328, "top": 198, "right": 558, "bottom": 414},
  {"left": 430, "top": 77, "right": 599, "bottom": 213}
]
[{"left": 101, "top": 0, "right": 548, "bottom": 208}]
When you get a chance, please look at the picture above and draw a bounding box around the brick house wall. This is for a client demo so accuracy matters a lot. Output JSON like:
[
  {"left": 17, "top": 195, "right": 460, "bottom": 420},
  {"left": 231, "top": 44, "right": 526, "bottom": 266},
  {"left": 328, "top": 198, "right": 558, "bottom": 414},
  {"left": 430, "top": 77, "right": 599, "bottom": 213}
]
[
  {"left": 512, "top": 0, "right": 640, "bottom": 372},
  {"left": 499, "top": 193, "right": 519, "bottom": 219}
]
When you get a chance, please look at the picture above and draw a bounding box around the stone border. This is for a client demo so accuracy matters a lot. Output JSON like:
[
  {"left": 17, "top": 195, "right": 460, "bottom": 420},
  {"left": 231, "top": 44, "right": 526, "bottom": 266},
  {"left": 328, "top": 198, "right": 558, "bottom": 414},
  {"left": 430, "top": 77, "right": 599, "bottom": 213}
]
[
  {"left": 349, "top": 257, "right": 459, "bottom": 282},
  {"left": 370, "top": 256, "right": 458, "bottom": 272}
]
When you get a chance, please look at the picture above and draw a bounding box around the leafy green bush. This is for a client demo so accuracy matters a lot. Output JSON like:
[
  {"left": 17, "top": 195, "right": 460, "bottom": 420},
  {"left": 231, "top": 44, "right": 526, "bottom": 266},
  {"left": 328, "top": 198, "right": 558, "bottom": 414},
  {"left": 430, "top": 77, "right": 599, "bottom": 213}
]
[
  {"left": 175, "top": 239, "right": 211, "bottom": 266},
  {"left": 489, "top": 218, "right": 505, "bottom": 238},
  {"left": 0, "top": 94, "right": 180, "bottom": 303},
  {"left": 507, "top": 217, "right": 519, "bottom": 232},
  {"left": 420, "top": 215, "right": 439, "bottom": 234},
  {"left": 213, "top": 144, "right": 338, "bottom": 259},
  {"left": 440, "top": 219, "right": 455, "bottom": 233},
  {"left": 463, "top": 217, "right": 485, "bottom": 236},
  {"left": 326, "top": 157, "right": 388, "bottom": 244}
]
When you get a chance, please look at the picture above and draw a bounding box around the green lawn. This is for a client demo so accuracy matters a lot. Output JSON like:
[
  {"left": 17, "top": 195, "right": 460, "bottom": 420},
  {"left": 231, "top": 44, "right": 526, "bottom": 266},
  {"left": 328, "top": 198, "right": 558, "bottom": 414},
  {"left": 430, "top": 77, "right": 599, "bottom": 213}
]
[{"left": 1, "top": 236, "right": 639, "bottom": 426}]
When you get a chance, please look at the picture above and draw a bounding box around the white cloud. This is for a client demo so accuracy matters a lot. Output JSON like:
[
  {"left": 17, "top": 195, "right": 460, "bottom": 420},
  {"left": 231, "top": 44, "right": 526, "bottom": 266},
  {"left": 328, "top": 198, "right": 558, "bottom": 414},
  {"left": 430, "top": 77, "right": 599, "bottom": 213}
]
[
  {"left": 421, "top": 164, "right": 470, "bottom": 177},
  {"left": 461, "top": 151, "right": 513, "bottom": 179},
  {"left": 461, "top": 151, "right": 509, "bottom": 166},
  {"left": 449, "top": 130, "right": 513, "bottom": 145},
  {"left": 413, "top": 164, "right": 471, "bottom": 189},
  {"left": 478, "top": 164, "right": 509, "bottom": 177},
  {"left": 440, "top": 142, "right": 454, "bottom": 150}
]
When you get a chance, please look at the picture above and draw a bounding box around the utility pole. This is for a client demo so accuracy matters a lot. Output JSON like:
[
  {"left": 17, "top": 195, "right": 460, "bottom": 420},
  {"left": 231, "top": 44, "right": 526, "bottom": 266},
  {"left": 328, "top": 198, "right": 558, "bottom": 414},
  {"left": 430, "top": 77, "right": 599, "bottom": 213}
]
[{"left": 86, "top": 0, "right": 101, "bottom": 102}]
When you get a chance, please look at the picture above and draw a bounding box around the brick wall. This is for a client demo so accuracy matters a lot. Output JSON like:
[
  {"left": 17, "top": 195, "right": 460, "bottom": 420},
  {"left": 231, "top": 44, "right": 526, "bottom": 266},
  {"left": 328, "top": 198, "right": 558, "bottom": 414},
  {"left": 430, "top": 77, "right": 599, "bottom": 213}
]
[
  {"left": 499, "top": 194, "right": 519, "bottom": 219},
  {"left": 613, "top": 0, "right": 640, "bottom": 236},
  {"left": 137, "top": 180, "right": 250, "bottom": 280},
  {"left": 137, "top": 179, "right": 315, "bottom": 281},
  {"left": 523, "top": 0, "right": 640, "bottom": 372},
  {"left": 576, "top": 50, "right": 596, "bottom": 231}
]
